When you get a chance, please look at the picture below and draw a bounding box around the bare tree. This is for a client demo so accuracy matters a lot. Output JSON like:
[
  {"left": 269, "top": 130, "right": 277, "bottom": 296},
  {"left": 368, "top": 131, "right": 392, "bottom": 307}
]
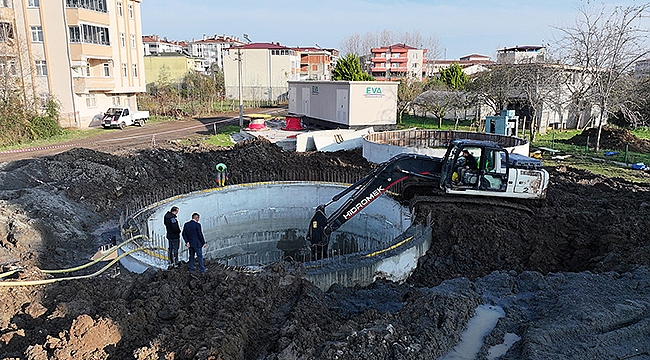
[
  {"left": 339, "top": 29, "right": 441, "bottom": 58},
  {"left": 555, "top": 2, "right": 650, "bottom": 151},
  {"left": 467, "top": 64, "right": 518, "bottom": 116},
  {"left": 397, "top": 78, "right": 424, "bottom": 123},
  {"left": 339, "top": 33, "right": 364, "bottom": 56},
  {"left": 509, "top": 63, "right": 565, "bottom": 141}
]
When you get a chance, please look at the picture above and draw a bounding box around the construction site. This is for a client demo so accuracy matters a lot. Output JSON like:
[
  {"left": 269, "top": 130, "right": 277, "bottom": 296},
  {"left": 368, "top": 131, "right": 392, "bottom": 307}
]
[{"left": 0, "top": 119, "right": 649, "bottom": 360}]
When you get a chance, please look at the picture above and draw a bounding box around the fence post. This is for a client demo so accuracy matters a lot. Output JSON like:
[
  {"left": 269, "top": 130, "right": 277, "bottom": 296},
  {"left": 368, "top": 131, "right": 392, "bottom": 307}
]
[
  {"left": 625, "top": 144, "right": 629, "bottom": 164},
  {"left": 585, "top": 136, "right": 589, "bottom": 155}
]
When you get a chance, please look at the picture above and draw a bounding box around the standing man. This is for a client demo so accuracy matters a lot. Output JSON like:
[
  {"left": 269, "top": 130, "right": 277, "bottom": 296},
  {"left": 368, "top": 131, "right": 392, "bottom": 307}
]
[
  {"left": 182, "top": 212, "right": 207, "bottom": 274},
  {"left": 163, "top": 206, "right": 181, "bottom": 268},
  {"left": 215, "top": 163, "right": 228, "bottom": 187}
]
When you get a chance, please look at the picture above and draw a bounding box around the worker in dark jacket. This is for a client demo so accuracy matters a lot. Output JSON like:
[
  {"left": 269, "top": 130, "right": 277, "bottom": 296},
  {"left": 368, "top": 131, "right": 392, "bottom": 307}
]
[
  {"left": 163, "top": 206, "right": 181, "bottom": 267},
  {"left": 182, "top": 212, "right": 207, "bottom": 273}
]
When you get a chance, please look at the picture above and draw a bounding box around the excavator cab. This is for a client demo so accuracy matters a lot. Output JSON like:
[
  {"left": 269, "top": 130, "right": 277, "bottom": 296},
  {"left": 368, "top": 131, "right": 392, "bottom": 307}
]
[
  {"left": 441, "top": 141, "right": 510, "bottom": 193},
  {"left": 440, "top": 140, "right": 548, "bottom": 199}
]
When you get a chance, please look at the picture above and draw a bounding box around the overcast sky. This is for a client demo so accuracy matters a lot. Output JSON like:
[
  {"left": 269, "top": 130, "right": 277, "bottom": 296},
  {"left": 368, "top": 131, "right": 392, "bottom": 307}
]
[{"left": 141, "top": 0, "right": 648, "bottom": 60}]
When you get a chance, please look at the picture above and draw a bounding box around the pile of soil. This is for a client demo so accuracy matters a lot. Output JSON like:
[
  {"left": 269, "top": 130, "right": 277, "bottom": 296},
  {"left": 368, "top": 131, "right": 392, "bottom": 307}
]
[
  {"left": 563, "top": 127, "right": 650, "bottom": 153},
  {"left": 1, "top": 138, "right": 649, "bottom": 359}
]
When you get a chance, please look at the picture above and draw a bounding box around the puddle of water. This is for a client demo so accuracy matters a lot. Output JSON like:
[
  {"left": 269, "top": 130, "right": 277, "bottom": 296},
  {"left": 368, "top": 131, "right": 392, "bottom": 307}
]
[
  {"left": 438, "top": 304, "right": 505, "bottom": 360},
  {"left": 487, "top": 333, "right": 521, "bottom": 360}
]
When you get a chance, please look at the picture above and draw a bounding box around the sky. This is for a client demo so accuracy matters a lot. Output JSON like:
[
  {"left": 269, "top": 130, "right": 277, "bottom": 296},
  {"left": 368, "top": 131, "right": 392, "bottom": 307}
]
[{"left": 140, "top": 0, "right": 647, "bottom": 60}]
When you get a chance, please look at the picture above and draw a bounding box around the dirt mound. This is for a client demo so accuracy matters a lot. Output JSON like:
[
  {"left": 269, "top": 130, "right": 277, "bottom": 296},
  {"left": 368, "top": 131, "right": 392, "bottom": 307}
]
[
  {"left": 562, "top": 127, "right": 650, "bottom": 153},
  {"left": 1, "top": 138, "right": 649, "bottom": 359}
]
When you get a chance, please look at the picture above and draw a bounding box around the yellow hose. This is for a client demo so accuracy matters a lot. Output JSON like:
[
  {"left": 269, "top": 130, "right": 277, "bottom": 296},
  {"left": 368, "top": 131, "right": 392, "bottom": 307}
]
[
  {"left": 0, "top": 246, "right": 166, "bottom": 287},
  {"left": 0, "top": 269, "right": 20, "bottom": 279},
  {"left": 40, "top": 235, "right": 147, "bottom": 274}
]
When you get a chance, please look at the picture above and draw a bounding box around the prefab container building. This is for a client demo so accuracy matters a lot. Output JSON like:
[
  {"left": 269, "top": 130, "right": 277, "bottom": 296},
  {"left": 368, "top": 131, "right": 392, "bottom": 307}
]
[{"left": 288, "top": 81, "right": 399, "bottom": 129}]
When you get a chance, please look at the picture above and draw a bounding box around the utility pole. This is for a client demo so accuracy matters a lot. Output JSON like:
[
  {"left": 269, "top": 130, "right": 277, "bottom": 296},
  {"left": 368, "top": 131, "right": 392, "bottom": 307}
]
[{"left": 237, "top": 48, "right": 243, "bottom": 128}]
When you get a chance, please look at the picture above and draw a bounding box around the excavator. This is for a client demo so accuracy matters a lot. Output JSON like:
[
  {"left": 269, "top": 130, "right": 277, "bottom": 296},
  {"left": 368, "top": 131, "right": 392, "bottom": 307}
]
[{"left": 306, "top": 139, "right": 549, "bottom": 259}]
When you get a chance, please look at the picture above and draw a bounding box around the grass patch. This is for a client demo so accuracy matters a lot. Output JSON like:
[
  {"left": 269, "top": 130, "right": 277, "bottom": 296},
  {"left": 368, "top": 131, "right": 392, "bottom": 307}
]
[
  {"left": 0, "top": 127, "right": 105, "bottom": 152},
  {"left": 174, "top": 125, "right": 241, "bottom": 147},
  {"left": 398, "top": 114, "right": 475, "bottom": 131}
]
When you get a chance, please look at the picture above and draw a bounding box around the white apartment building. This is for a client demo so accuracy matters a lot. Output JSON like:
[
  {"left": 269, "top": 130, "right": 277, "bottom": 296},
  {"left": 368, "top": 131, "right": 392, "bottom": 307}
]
[
  {"left": 188, "top": 34, "right": 243, "bottom": 74},
  {"left": 425, "top": 54, "right": 493, "bottom": 76},
  {"left": 223, "top": 42, "right": 300, "bottom": 103},
  {"left": 496, "top": 45, "right": 546, "bottom": 64},
  {"left": 143, "top": 34, "right": 185, "bottom": 56},
  {"left": 0, "top": 0, "right": 145, "bottom": 128}
]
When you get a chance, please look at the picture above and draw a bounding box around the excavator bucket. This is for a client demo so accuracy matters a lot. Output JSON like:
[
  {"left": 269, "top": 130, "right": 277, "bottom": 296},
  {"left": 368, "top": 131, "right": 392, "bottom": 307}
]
[{"left": 307, "top": 205, "right": 329, "bottom": 260}]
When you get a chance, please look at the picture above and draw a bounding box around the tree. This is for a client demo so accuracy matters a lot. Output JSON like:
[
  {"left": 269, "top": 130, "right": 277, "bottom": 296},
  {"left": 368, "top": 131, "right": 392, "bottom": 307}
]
[
  {"left": 339, "top": 29, "right": 441, "bottom": 58},
  {"left": 397, "top": 79, "right": 424, "bottom": 123},
  {"left": 439, "top": 63, "right": 469, "bottom": 90},
  {"left": 467, "top": 64, "right": 518, "bottom": 116},
  {"left": 415, "top": 89, "right": 452, "bottom": 128},
  {"left": 332, "top": 54, "right": 374, "bottom": 81},
  {"left": 555, "top": 2, "right": 650, "bottom": 151},
  {"left": 509, "top": 63, "right": 565, "bottom": 141}
]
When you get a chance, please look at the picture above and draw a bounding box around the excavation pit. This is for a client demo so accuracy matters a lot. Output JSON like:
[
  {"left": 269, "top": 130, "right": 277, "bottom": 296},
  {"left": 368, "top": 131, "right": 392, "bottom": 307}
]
[{"left": 119, "top": 182, "right": 432, "bottom": 290}]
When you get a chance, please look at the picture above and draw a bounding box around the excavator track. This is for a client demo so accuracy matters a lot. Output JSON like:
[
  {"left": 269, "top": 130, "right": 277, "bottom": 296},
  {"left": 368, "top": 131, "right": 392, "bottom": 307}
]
[{"left": 409, "top": 194, "right": 534, "bottom": 215}]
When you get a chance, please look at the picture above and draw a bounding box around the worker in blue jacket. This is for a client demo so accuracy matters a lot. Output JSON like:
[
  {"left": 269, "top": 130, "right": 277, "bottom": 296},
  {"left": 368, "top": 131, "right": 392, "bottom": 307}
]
[{"left": 182, "top": 212, "right": 207, "bottom": 273}]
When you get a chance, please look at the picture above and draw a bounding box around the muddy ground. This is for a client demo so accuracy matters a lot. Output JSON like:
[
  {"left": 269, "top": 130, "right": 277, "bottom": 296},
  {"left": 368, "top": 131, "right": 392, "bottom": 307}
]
[{"left": 0, "top": 137, "right": 649, "bottom": 360}]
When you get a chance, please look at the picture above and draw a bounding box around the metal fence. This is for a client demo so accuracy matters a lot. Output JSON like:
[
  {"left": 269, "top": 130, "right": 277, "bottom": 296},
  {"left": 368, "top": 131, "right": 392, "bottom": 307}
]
[{"left": 119, "top": 169, "right": 429, "bottom": 271}]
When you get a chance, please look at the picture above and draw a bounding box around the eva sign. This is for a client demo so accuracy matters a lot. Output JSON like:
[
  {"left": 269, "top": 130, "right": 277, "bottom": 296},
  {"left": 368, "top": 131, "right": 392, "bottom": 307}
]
[
  {"left": 364, "top": 87, "right": 384, "bottom": 98},
  {"left": 311, "top": 86, "right": 319, "bottom": 95}
]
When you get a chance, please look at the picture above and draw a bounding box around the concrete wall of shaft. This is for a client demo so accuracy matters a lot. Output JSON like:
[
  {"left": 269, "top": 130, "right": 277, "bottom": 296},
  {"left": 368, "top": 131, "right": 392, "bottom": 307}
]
[
  {"left": 363, "top": 129, "right": 530, "bottom": 164},
  {"left": 126, "top": 182, "right": 412, "bottom": 267}
]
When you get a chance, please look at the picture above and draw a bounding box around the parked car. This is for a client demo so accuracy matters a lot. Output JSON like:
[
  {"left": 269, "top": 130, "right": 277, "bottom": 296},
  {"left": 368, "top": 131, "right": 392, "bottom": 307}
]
[{"left": 102, "top": 106, "right": 149, "bottom": 129}]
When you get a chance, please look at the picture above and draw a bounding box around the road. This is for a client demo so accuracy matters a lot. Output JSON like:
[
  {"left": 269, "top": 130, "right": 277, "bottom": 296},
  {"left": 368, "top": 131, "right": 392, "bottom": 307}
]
[{"left": 0, "top": 108, "right": 285, "bottom": 163}]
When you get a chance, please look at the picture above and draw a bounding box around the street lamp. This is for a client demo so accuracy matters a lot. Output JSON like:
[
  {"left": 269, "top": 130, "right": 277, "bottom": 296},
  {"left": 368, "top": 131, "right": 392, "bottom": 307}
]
[{"left": 237, "top": 48, "right": 243, "bottom": 128}]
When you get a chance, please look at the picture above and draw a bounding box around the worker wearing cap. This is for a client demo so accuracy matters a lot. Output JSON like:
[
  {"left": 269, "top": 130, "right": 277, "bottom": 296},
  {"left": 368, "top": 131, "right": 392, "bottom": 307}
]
[{"left": 215, "top": 163, "right": 228, "bottom": 187}]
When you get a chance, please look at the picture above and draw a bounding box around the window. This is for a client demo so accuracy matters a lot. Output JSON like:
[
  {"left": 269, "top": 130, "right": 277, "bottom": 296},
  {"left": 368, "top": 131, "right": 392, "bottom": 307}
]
[
  {"left": 117, "top": 1, "right": 122, "bottom": 16},
  {"left": 0, "top": 59, "right": 17, "bottom": 76},
  {"left": 85, "top": 62, "right": 90, "bottom": 76},
  {"left": 120, "top": 32, "right": 125, "bottom": 47},
  {"left": 130, "top": 34, "right": 135, "bottom": 49},
  {"left": 132, "top": 64, "right": 138, "bottom": 78},
  {"left": 65, "top": 0, "right": 107, "bottom": 13},
  {"left": 122, "top": 63, "right": 127, "bottom": 77},
  {"left": 0, "top": 22, "right": 14, "bottom": 42},
  {"left": 128, "top": 4, "right": 133, "bottom": 18},
  {"left": 112, "top": 95, "right": 121, "bottom": 106},
  {"left": 86, "top": 93, "right": 97, "bottom": 108},
  {"left": 30, "top": 26, "right": 43, "bottom": 42},
  {"left": 80, "top": 24, "right": 110, "bottom": 45},
  {"left": 39, "top": 93, "right": 50, "bottom": 109},
  {"left": 103, "top": 63, "right": 110, "bottom": 77},
  {"left": 35, "top": 60, "right": 47, "bottom": 76},
  {"left": 69, "top": 26, "right": 80, "bottom": 42},
  {"left": 27, "top": 0, "right": 38, "bottom": 6},
  {"left": 0, "top": 0, "right": 11, "bottom": 8}
]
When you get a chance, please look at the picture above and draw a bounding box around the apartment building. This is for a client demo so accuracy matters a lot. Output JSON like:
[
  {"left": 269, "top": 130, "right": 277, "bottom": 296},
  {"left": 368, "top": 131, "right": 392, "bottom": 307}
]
[
  {"left": 188, "top": 34, "right": 243, "bottom": 74},
  {"left": 0, "top": 0, "right": 145, "bottom": 128},
  {"left": 223, "top": 42, "right": 300, "bottom": 103},
  {"left": 370, "top": 43, "right": 426, "bottom": 81},
  {"left": 425, "top": 54, "right": 493, "bottom": 77},
  {"left": 143, "top": 34, "right": 185, "bottom": 56},
  {"left": 496, "top": 45, "right": 546, "bottom": 64},
  {"left": 292, "top": 47, "right": 338, "bottom": 80},
  {"left": 635, "top": 58, "right": 650, "bottom": 79}
]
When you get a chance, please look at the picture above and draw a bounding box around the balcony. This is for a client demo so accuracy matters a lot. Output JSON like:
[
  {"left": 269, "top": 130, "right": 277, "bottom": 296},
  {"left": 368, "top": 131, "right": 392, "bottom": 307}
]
[
  {"left": 372, "top": 56, "right": 386, "bottom": 62},
  {"left": 389, "top": 67, "right": 407, "bottom": 72},
  {"left": 65, "top": 7, "right": 110, "bottom": 26},
  {"left": 389, "top": 57, "right": 408, "bottom": 63},
  {"left": 69, "top": 43, "right": 113, "bottom": 61},
  {"left": 73, "top": 76, "right": 115, "bottom": 93},
  {"left": 371, "top": 67, "right": 387, "bottom": 72}
]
